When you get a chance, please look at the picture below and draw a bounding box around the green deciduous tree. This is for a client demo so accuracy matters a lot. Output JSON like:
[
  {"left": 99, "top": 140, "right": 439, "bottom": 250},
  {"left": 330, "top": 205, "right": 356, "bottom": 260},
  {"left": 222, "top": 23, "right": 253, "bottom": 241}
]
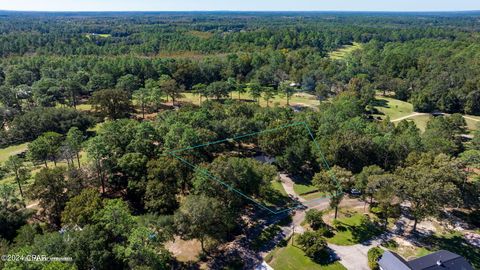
[
  {"left": 395, "top": 153, "right": 463, "bottom": 232},
  {"left": 116, "top": 74, "right": 142, "bottom": 95},
  {"left": 94, "top": 199, "right": 134, "bottom": 239},
  {"left": 422, "top": 114, "right": 466, "bottom": 155},
  {"left": 313, "top": 166, "right": 352, "bottom": 219},
  {"left": 62, "top": 188, "right": 103, "bottom": 227},
  {"left": 159, "top": 75, "right": 183, "bottom": 106},
  {"left": 296, "top": 231, "right": 328, "bottom": 262},
  {"left": 28, "top": 167, "right": 68, "bottom": 228},
  {"left": 305, "top": 209, "right": 326, "bottom": 230},
  {"left": 28, "top": 131, "right": 63, "bottom": 167},
  {"left": 90, "top": 89, "right": 132, "bottom": 119},
  {"left": 355, "top": 165, "right": 385, "bottom": 207},
  {"left": 206, "top": 81, "right": 231, "bottom": 100},
  {"left": 174, "top": 195, "right": 234, "bottom": 253}
]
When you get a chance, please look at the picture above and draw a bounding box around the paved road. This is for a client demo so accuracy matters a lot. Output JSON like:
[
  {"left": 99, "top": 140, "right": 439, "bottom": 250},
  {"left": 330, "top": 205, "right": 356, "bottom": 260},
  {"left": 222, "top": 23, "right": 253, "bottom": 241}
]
[
  {"left": 274, "top": 173, "right": 373, "bottom": 270},
  {"left": 391, "top": 112, "right": 428, "bottom": 122},
  {"left": 391, "top": 111, "right": 480, "bottom": 123},
  {"left": 329, "top": 237, "right": 385, "bottom": 270}
]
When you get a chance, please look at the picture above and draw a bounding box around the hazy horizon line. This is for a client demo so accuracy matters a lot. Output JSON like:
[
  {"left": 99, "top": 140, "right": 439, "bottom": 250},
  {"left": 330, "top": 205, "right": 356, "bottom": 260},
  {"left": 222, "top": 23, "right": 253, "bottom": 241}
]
[{"left": 1, "top": 9, "right": 480, "bottom": 13}]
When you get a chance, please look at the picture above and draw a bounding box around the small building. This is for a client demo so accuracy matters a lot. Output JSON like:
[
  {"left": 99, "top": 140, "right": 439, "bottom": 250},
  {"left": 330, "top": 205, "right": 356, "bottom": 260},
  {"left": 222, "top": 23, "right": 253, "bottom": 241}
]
[{"left": 378, "top": 250, "right": 474, "bottom": 270}]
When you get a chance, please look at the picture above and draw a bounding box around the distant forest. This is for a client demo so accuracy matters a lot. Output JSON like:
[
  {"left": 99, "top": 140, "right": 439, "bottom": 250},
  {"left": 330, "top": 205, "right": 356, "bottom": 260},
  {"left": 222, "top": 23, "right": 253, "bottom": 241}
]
[{"left": 1, "top": 12, "right": 480, "bottom": 145}]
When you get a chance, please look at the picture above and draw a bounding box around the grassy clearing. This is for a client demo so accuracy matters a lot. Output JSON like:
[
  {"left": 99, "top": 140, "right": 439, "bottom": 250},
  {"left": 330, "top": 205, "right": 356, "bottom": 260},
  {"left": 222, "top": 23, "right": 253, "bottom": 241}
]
[
  {"left": 76, "top": 103, "right": 92, "bottom": 111},
  {"left": 325, "top": 211, "right": 383, "bottom": 246},
  {"left": 267, "top": 235, "right": 346, "bottom": 270},
  {"left": 406, "top": 115, "right": 432, "bottom": 132},
  {"left": 165, "top": 236, "right": 201, "bottom": 262},
  {"left": 464, "top": 116, "right": 480, "bottom": 131},
  {"left": 373, "top": 96, "right": 414, "bottom": 120},
  {"left": 0, "top": 143, "right": 29, "bottom": 164},
  {"left": 85, "top": 33, "right": 111, "bottom": 38},
  {"left": 373, "top": 95, "right": 479, "bottom": 132},
  {"left": 179, "top": 91, "right": 320, "bottom": 108},
  {"left": 328, "top": 42, "right": 362, "bottom": 60}
]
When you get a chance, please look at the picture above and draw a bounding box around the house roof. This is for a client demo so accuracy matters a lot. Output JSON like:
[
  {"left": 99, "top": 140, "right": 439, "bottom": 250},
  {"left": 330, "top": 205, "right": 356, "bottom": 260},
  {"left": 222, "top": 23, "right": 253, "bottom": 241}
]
[
  {"left": 408, "top": 250, "right": 474, "bottom": 270},
  {"left": 378, "top": 251, "right": 412, "bottom": 270},
  {"left": 379, "top": 250, "right": 474, "bottom": 270}
]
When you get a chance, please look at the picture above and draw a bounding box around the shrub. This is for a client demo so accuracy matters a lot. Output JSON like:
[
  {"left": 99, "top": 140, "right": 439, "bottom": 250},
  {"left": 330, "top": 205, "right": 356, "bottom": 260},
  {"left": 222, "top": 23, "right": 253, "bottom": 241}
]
[
  {"left": 297, "top": 231, "right": 329, "bottom": 263},
  {"left": 305, "top": 209, "right": 325, "bottom": 230},
  {"left": 381, "top": 239, "right": 398, "bottom": 249},
  {"left": 367, "top": 247, "right": 384, "bottom": 270},
  {"left": 317, "top": 227, "right": 334, "bottom": 238}
]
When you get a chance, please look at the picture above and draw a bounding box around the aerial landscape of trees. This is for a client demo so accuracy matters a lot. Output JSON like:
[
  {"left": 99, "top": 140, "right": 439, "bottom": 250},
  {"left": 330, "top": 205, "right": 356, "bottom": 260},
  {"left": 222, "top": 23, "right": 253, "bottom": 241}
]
[{"left": 0, "top": 10, "right": 480, "bottom": 270}]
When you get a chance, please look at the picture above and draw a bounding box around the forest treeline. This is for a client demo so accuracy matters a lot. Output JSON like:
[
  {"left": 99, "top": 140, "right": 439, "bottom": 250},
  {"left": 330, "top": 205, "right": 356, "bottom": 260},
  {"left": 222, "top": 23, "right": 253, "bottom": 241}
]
[{"left": 1, "top": 13, "right": 480, "bottom": 146}]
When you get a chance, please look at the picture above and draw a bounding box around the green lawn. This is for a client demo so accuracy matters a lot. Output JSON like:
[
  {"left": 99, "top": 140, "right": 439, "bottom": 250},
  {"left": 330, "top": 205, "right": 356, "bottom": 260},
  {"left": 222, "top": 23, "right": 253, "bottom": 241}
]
[
  {"left": 373, "top": 95, "right": 479, "bottom": 132},
  {"left": 272, "top": 180, "right": 288, "bottom": 196},
  {"left": 0, "top": 143, "right": 29, "bottom": 164},
  {"left": 373, "top": 96, "right": 414, "bottom": 121},
  {"left": 326, "top": 211, "right": 383, "bottom": 246},
  {"left": 302, "top": 191, "right": 328, "bottom": 201},
  {"left": 293, "top": 182, "right": 319, "bottom": 196},
  {"left": 328, "top": 42, "right": 362, "bottom": 60},
  {"left": 464, "top": 116, "right": 480, "bottom": 131},
  {"left": 267, "top": 236, "right": 346, "bottom": 270},
  {"left": 406, "top": 115, "right": 432, "bottom": 132}
]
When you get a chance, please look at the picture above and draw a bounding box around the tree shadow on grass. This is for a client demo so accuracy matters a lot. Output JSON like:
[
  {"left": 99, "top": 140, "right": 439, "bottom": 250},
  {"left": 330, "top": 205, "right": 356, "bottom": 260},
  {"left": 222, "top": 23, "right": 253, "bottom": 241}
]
[
  {"left": 332, "top": 215, "right": 384, "bottom": 245},
  {"left": 262, "top": 187, "right": 290, "bottom": 207},
  {"left": 371, "top": 98, "right": 389, "bottom": 108}
]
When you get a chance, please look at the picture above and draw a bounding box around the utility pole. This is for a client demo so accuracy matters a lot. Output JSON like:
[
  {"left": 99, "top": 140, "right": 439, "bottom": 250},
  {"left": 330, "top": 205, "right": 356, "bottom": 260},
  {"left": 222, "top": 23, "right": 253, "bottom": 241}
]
[{"left": 291, "top": 224, "right": 295, "bottom": 246}]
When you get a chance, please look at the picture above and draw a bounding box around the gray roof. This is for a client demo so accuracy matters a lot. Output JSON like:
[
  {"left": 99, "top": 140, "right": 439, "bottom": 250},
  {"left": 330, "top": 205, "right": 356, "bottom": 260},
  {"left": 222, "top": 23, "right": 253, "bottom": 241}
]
[
  {"left": 379, "top": 251, "right": 411, "bottom": 270},
  {"left": 408, "top": 250, "right": 474, "bottom": 270},
  {"left": 378, "top": 250, "right": 474, "bottom": 270}
]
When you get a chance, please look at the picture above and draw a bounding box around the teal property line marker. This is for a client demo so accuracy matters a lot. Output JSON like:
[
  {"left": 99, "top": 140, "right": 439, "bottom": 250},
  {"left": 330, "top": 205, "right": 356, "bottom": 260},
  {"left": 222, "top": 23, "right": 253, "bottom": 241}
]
[{"left": 168, "top": 121, "right": 343, "bottom": 215}]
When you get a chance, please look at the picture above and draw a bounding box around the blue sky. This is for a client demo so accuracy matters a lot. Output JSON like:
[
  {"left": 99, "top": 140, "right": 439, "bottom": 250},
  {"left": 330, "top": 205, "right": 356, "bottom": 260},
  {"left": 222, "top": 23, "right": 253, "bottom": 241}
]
[{"left": 1, "top": 0, "right": 479, "bottom": 12}]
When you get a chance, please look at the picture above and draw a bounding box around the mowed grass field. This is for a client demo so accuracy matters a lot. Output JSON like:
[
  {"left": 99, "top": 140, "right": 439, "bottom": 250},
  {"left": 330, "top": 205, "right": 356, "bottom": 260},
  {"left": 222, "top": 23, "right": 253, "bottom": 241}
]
[
  {"left": 373, "top": 95, "right": 414, "bottom": 121},
  {"left": 266, "top": 235, "right": 346, "bottom": 270},
  {"left": 374, "top": 95, "right": 480, "bottom": 132},
  {"left": 0, "top": 143, "right": 29, "bottom": 164},
  {"left": 328, "top": 42, "right": 363, "bottom": 60}
]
